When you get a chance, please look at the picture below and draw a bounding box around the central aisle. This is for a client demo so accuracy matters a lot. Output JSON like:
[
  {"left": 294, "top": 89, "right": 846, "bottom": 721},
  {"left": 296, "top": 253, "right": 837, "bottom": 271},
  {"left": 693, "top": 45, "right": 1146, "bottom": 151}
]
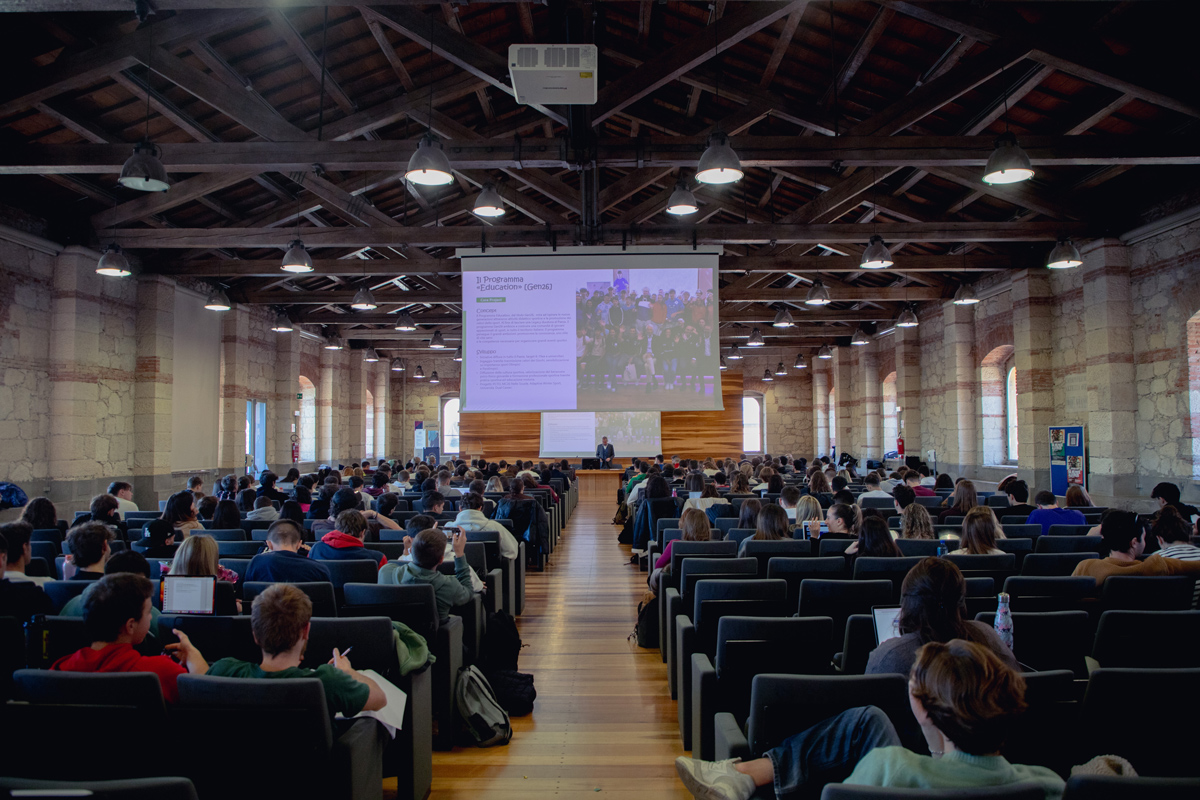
[{"left": 427, "top": 491, "right": 693, "bottom": 799}]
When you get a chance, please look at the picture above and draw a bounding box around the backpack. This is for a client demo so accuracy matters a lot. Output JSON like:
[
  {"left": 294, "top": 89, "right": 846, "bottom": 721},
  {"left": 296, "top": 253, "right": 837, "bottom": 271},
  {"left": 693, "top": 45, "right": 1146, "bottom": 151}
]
[
  {"left": 0, "top": 483, "right": 28, "bottom": 512},
  {"left": 454, "top": 665, "right": 513, "bottom": 747},
  {"left": 487, "top": 669, "right": 537, "bottom": 716},
  {"left": 480, "top": 610, "right": 523, "bottom": 672},
  {"left": 630, "top": 591, "right": 659, "bottom": 649}
]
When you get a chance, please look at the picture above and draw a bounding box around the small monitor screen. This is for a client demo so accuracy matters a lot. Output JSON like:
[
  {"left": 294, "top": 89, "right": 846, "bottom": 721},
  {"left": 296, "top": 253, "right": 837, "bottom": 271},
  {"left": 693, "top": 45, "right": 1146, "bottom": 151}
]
[
  {"left": 872, "top": 606, "right": 902, "bottom": 646},
  {"left": 162, "top": 576, "right": 216, "bottom": 615}
]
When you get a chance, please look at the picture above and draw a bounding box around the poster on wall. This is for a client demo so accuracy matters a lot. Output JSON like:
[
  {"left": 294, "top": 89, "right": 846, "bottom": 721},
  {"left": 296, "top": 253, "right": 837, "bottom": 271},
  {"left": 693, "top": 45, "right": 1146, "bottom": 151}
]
[
  {"left": 1048, "top": 425, "right": 1086, "bottom": 495},
  {"left": 1049, "top": 428, "right": 1066, "bottom": 463}
]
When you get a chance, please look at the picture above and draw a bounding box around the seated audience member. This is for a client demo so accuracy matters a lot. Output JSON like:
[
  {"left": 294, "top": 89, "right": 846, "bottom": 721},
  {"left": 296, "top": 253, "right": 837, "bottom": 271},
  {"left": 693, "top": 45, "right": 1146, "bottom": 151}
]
[
  {"left": 1003, "top": 480, "right": 1037, "bottom": 520},
  {"left": 246, "top": 520, "right": 329, "bottom": 583},
  {"left": 934, "top": 473, "right": 954, "bottom": 490},
  {"left": 892, "top": 485, "right": 916, "bottom": 514},
  {"left": 278, "top": 500, "right": 306, "bottom": 526},
  {"left": 66, "top": 523, "right": 113, "bottom": 580},
  {"left": 108, "top": 481, "right": 140, "bottom": 517},
  {"left": 917, "top": 465, "right": 935, "bottom": 486},
  {"left": 822, "top": 503, "right": 859, "bottom": 541},
  {"left": 737, "top": 498, "right": 763, "bottom": 531},
  {"left": 0, "top": 522, "right": 53, "bottom": 587},
  {"left": 375, "top": 493, "right": 400, "bottom": 519},
  {"left": 484, "top": 476, "right": 505, "bottom": 494},
  {"left": 436, "top": 471, "right": 462, "bottom": 498},
  {"left": 312, "top": 488, "right": 358, "bottom": 538},
  {"left": 132, "top": 520, "right": 179, "bottom": 558},
  {"left": 452, "top": 492, "right": 519, "bottom": 560},
  {"left": 751, "top": 504, "right": 793, "bottom": 542},
  {"left": 59, "top": 552, "right": 162, "bottom": 638},
  {"left": 381, "top": 528, "right": 471, "bottom": 622},
  {"left": 365, "top": 471, "right": 390, "bottom": 498},
  {"left": 846, "top": 516, "right": 902, "bottom": 557},
  {"left": 899, "top": 503, "right": 937, "bottom": 540},
  {"left": 937, "top": 480, "right": 978, "bottom": 524},
  {"left": 525, "top": 473, "right": 560, "bottom": 505},
  {"left": 682, "top": 475, "right": 728, "bottom": 514},
  {"left": 308, "top": 510, "right": 386, "bottom": 569},
  {"left": 859, "top": 473, "right": 892, "bottom": 499},
  {"left": 422, "top": 491, "right": 450, "bottom": 518},
  {"left": 677, "top": 638, "right": 1051, "bottom": 800},
  {"left": 1150, "top": 481, "right": 1200, "bottom": 522},
  {"left": 727, "top": 472, "right": 752, "bottom": 495},
  {"left": 831, "top": 475, "right": 849, "bottom": 494},
  {"left": 776, "top": 485, "right": 802, "bottom": 519},
  {"left": 162, "top": 491, "right": 204, "bottom": 537},
  {"left": 74, "top": 493, "right": 128, "bottom": 540},
  {"left": 807, "top": 471, "right": 831, "bottom": 496},
  {"left": 793, "top": 495, "right": 823, "bottom": 539},
  {"left": 1026, "top": 491, "right": 1087, "bottom": 535},
  {"left": 169, "top": 534, "right": 241, "bottom": 585},
  {"left": 309, "top": 484, "right": 338, "bottom": 520},
  {"left": 210, "top": 499, "right": 241, "bottom": 531},
  {"left": 236, "top": 488, "right": 258, "bottom": 515},
  {"left": 276, "top": 468, "right": 300, "bottom": 493},
  {"left": 906, "top": 472, "right": 936, "bottom": 497},
  {"left": 653, "top": 508, "right": 711, "bottom": 578},
  {"left": 1063, "top": 485, "right": 1093, "bottom": 508},
  {"left": 247, "top": 496, "right": 280, "bottom": 522},
  {"left": 948, "top": 507, "right": 1006, "bottom": 556},
  {"left": 196, "top": 495, "right": 219, "bottom": 522},
  {"left": 832, "top": 489, "right": 856, "bottom": 507},
  {"left": 206, "top": 583, "right": 385, "bottom": 718},
  {"left": 1073, "top": 510, "right": 1200, "bottom": 586},
  {"left": 257, "top": 471, "right": 289, "bottom": 504},
  {"left": 20, "top": 497, "right": 60, "bottom": 532},
  {"left": 51, "top": 573, "right": 207, "bottom": 704},
  {"left": 291, "top": 485, "right": 313, "bottom": 514},
  {"left": 0, "top": 529, "right": 54, "bottom": 618},
  {"left": 1153, "top": 506, "right": 1200, "bottom": 560},
  {"left": 187, "top": 476, "right": 204, "bottom": 495}
]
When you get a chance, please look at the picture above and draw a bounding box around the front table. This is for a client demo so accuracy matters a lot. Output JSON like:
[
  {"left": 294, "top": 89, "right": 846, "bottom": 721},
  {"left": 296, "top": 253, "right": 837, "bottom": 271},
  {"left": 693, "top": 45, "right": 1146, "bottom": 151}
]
[{"left": 576, "top": 469, "right": 623, "bottom": 502}]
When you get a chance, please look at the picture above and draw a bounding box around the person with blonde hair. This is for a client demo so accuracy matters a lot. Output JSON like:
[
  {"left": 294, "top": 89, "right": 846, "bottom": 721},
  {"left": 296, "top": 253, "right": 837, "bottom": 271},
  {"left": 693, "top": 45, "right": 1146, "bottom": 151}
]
[
  {"left": 899, "top": 503, "right": 938, "bottom": 541},
  {"left": 793, "top": 495, "right": 823, "bottom": 539},
  {"left": 949, "top": 507, "right": 1006, "bottom": 555},
  {"left": 728, "top": 472, "right": 752, "bottom": 494},
  {"left": 169, "top": 534, "right": 241, "bottom": 584}
]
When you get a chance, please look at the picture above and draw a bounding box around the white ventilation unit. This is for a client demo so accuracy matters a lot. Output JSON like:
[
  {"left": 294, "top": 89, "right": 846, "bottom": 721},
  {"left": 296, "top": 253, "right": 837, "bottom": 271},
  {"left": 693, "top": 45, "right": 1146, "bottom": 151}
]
[{"left": 508, "top": 44, "right": 598, "bottom": 105}]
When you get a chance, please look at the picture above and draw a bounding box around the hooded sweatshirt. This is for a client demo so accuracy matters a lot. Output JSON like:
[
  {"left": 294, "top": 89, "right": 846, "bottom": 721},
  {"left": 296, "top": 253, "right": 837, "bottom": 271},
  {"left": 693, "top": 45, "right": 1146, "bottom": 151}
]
[
  {"left": 307, "top": 530, "right": 386, "bottom": 569},
  {"left": 52, "top": 642, "right": 186, "bottom": 703}
]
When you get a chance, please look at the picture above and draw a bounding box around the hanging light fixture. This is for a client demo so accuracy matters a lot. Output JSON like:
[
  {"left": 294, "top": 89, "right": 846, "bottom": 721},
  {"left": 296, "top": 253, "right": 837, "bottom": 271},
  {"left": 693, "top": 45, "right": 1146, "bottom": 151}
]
[
  {"left": 472, "top": 183, "right": 505, "bottom": 217},
  {"left": 96, "top": 243, "right": 133, "bottom": 277},
  {"left": 794, "top": 352, "right": 808, "bottom": 369},
  {"left": 696, "top": 132, "right": 743, "bottom": 185},
  {"left": 406, "top": 134, "right": 454, "bottom": 186},
  {"left": 851, "top": 328, "right": 870, "bottom": 346},
  {"left": 817, "top": 344, "right": 833, "bottom": 359},
  {"left": 281, "top": 240, "right": 313, "bottom": 273},
  {"left": 429, "top": 371, "right": 440, "bottom": 384},
  {"left": 413, "top": 365, "right": 425, "bottom": 379},
  {"left": 774, "top": 361, "right": 788, "bottom": 376},
  {"left": 896, "top": 305, "right": 920, "bottom": 328},
  {"left": 982, "top": 132, "right": 1034, "bottom": 185},
  {"left": 270, "top": 312, "right": 293, "bottom": 332},
  {"left": 805, "top": 280, "right": 833, "bottom": 306},
  {"left": 350, "top": 286, "right": 378, "bottom": 311},
  {"left": 323, "top": 334, "right": 343, "bottom": 350},
  {"left": 719, "top": 356, "right": 728, "bottom": 371},
  {"left": 204, "top": 287, "right": 231, "bottom": 311},
  {"left": 452, "top": 346, "right": 462, "bottom": 362},
  {"left": 746, "top": 328, "right": 765, "bottom": 347},
  {"left": 727, "top": 344, "right": 743, "bottom": 360},
  {"left": 429, "top": 331, "right": 446, "bottom": 349},
  {"left": 1046, "top": 238, "right": 1083, "bottom": 269},
  {"left": 119, "top": 142, "right": 169, "bottom": 193},
  {"left": 363, "top": 348, "right": 379, "bottom": 363},
  {"left": 771, "top": 308, "right": 795, "bottom": 328},
  {"left": 952, "top": 283, "right": 980, "bottom": 305},
  {"left": 394, "top": 312, "right": 417, "bottom": 332},
  {"left": 666, "top": 181, "right": 699, "bottom": 215},
  {"left": 762, "top": 368, "right": 774, "bottom": 382},
  {"left": 860, "top": 235, "right": 893, "bottom": 269},
  {"left": 390, "top": 358, "right": 405, "bottom": 372}
]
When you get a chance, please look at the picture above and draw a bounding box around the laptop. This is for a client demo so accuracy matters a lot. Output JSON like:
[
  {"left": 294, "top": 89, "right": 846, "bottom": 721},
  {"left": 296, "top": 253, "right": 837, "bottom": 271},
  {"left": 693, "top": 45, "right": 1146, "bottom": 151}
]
[
  {"left": 161, "top": 575, "right": 217, "bottom": 615},
  {"left": 688, "top": 491, "right": 702, "bottom": 499},
  {"left": 872, "top": 605, "right": 903, "bottom": 646}
]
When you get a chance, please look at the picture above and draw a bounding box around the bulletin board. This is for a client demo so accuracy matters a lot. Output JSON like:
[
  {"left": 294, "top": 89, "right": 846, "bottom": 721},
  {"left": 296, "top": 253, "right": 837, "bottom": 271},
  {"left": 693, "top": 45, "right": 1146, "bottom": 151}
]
[{"left": 1048, "top": 425, "right": 1086, "bottom": 495}]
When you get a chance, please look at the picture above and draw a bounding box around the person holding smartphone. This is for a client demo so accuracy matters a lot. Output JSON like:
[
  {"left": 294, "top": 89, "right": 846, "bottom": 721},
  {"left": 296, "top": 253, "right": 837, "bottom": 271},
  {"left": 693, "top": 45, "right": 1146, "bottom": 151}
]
[{"left": 378, "top": 528, "right": 472, "bottom": 622}]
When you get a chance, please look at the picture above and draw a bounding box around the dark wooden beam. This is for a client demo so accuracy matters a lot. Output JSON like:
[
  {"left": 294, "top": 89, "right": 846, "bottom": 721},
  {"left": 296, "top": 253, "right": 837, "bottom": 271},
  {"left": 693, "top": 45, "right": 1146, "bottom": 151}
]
[
  {"left": 269, "top": 9, "right": 356, "bottom": 114},
  {"left": 723, "top": 286, "right": 944, "bottom": 303},
  {"left": 822, "top": 6, "right": 895, "bottom": 105},
  {"left": 759, "top": 4, "right": 807, "bottom": 88}
]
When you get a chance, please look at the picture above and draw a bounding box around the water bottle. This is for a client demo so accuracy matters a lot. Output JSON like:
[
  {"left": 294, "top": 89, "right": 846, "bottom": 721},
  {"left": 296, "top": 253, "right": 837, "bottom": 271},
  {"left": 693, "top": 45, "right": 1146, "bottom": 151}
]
[
  {"left": 936, "top": 541, "right": 948, "bottom": 557},
  {"left": 995, "top": 592, "right": 1014, "bottom": 651}
]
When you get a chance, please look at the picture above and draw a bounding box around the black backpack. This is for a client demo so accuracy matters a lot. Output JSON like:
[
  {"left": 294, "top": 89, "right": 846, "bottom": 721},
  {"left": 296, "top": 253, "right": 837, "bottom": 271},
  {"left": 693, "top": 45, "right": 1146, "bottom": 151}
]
[
  {"left": 481, "top": 610, "right": 523, "bottom": 672},
  {"left": 631, "top": 594, "right": 659, "bottom": 648},
  {"left": 488, "top": 669, "right": 537, "bottom": 716}
]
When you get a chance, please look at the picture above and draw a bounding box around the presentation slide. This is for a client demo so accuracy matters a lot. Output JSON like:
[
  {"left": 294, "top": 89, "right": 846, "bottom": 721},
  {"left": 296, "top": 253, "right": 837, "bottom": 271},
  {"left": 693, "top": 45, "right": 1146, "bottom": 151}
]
[
  {"left": 540, "top": 411, "right": 662, "bottom": 458},
  {"left": 459, "top": 246, "right": 722, "bottom": 413}
]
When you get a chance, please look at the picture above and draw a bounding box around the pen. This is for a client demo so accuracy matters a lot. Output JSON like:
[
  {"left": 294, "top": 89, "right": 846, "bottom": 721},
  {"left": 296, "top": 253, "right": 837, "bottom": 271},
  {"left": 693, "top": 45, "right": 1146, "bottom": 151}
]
[{"left": 338, "top": 646, "right": 353, "bottom": 658}]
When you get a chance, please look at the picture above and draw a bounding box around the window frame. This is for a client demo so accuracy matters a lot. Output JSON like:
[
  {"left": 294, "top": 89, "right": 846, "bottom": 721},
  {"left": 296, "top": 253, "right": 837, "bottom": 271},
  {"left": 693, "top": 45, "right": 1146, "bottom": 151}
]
[
  {"left": 742, "top": 393, "right": 764, "bottom": 454},
  {"left": 441, "top": 394, "right": 461, "bottom": 456}
]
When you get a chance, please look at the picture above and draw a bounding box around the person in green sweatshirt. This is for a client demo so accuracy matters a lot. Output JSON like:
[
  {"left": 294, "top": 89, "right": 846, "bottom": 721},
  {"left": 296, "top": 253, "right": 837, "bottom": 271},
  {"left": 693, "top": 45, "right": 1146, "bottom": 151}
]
[
  {"left": 379, "top": 527, "right": 471, "bottom": 623},
  {"left": 674, "top": 639, "right": 1065, "bottom": 800}
]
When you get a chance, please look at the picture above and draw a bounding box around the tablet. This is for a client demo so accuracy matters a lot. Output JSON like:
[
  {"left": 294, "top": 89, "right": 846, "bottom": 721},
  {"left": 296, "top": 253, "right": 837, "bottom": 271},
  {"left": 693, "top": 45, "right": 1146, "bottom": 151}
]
[
  {"left": 162, "top": 575, "right": 216, "bottom": 615},
  {"left": 872, "top": 606, "right": 902, "bottom": 646}
]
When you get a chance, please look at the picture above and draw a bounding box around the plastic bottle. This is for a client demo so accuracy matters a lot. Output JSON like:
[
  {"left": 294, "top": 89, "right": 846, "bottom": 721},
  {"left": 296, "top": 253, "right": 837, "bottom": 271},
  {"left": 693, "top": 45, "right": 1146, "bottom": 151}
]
[
  {"left": 995, "top": 592, "right": 1014, "bottom": 651},
  {"left": 936, "top": 541, "right": 948, "bottom": 557}
]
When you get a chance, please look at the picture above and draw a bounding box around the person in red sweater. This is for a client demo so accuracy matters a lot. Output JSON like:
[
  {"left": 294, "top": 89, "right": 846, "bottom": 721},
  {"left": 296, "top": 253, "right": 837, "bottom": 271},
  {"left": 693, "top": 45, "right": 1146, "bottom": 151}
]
[
  {"left": 906, "top": 472, "right": 936, "bottom": 497},
  {"left": 52, "top": 573, "right": 209, "bottom": 703}
]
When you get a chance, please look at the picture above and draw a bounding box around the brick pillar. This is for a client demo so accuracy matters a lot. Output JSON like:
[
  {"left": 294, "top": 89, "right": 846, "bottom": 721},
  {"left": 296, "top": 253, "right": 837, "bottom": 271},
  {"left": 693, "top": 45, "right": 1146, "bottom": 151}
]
[
  {"left": 1082, "top": 239, "right": 1138, "bottom": 497},
  {"left": 133, "top": 274, "right": 175, "bottom": 502},
  {"left": 943, "top": 301, "right": 977, "bottom": 475},
  {"left": 272, "top": 328, "right": 300, "bottom": 467},
  {"left": 374, "top": 366, "right": 389, "bottom": 461},
  {"left": 894, "top": 323, "right": 922, "bottom": 461},
  {"left": 861, "top": 342, "right": 881, "bottom": 461},
  {"left": 390, "top": 369, "right": 407, "bottom": 458},
  {"left": 217, "top": 306, "right": 250, "bottom": 472},
  {"left": 832, "top": 348, "right": 853, "bottom": 458},
  {"left": 813, "top": 367, "right": 829, "bottom": 458},
  {"left": 1012, "top": 269, "right": 1055, "bottom": 490},
  {"left": 318, "top": 348, "right": 337, "bottom": 463},
  {"left": 346, "top": 356, "right": 366, "bottom": 461}
]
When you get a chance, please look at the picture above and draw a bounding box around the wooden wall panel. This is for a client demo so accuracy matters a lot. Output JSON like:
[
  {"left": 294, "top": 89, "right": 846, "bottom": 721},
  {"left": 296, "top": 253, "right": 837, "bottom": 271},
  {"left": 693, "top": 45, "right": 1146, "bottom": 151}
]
[{"left": 457, "top": 374, "right": 743, "bottom": 460}]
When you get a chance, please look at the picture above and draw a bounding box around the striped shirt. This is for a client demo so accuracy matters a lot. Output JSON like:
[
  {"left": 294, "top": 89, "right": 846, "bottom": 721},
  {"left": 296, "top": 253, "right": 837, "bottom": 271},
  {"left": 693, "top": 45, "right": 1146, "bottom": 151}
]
[{"left": 1155, "top": 543, "right": 1200, "bottom": 606}]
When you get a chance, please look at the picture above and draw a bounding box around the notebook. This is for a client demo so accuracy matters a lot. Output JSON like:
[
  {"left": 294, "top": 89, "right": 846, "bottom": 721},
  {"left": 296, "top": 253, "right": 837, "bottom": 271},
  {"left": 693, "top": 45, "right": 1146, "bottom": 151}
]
[
  {"left": 162, "top": 575, "right": 216, "bottom": 615},
  {"left": 872, "top": 606, "right": 903, "bottom": 646}
]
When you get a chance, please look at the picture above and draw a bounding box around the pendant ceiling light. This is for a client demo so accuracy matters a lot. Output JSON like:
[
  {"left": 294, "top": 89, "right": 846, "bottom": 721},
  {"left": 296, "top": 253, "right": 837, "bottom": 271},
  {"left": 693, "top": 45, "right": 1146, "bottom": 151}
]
[
  {"left": 363, "top": 348, "right": 379, "bottom": 363},
  {"left": 96, "top": 243, "right": 133, "bottom": 277},
  {"left": 350, "top": 286, "right": 378, "bottom": 310},
  {"left": 746, "top": 328, "right": 765, "bottom": 347},
  {"left": 452, "top": 346, "right": 462, "bottom": 362},
  {"left": 394, "top": 312, "right": 417, "bottom": 332},
  {"left": 774, "top": 361, "right": 788, "bottom": 376},
  {"left": 727, "top": 344, "right": 743, "bottom": 360},
  {"left": 323, "top": 334, "right": 343, "bottom": 350},
  {"left": 429, "top": 331, "right": 446, "bottom": 349},
  {"left": 390, "top": 358, "right": 405, "bottom": 372},
  {"left": 771, "top": 308, "right": 795, "bottom": 328},
  {"left": 719, "top": 356, "right": 728, "bottom": 371},
  {"left": 429, "top": 371, "right": 440, "bottom": 384},
  {"left": 982, "top": 132, "right": 1034, "bottom": 185},
  {"left": 413, "top": 365, "right": 425, "bottom": 379},
  {"left": 696, "top": 132, "right": 743, "bottom": 185},
  {"left": 952, "top": 284, "right": 980, "bottom": 305},
  {"left": 860, "top": 235, "right": 893, "bottom": 269},
  {"left": 270, "top": 312, "right": 293, "bottom": 332},
  {"left": 851, "top": 328, "right": 870, "bottom": 346},
  {"left": 281, "top": 240, "right": 313, "bottom": 273},
  {"left": 204, "top": 287, "right": 231, "bottom": 311},
  {"left": 805, "top": 280, "right": 832, "bottom": 306},
  {"left": 406, "top": 134, "right": 454, "bottom": 186},
  {"left": 119, "top": 142, "right": 169, "bottom": 193},
  {"left": 794, "top": 352, "right": 808, "bottom": 369},
  {"left": 1046, "top": 238, "right": 1083, "bottom": 270},
  {"left": 472, "top": 183, "right": 505, "bottom": 217},
  {"left": 762, "top": 369, "right": 774, "bottom": 382},
  {"left": 817, "top": 344, "right": 833, "bottom": 359},
  {"left": 896, "top": 305, "right": 920, "bottom": 328},
  {"left": 666, "top": 181, "right": 699, "bottom": 215}
]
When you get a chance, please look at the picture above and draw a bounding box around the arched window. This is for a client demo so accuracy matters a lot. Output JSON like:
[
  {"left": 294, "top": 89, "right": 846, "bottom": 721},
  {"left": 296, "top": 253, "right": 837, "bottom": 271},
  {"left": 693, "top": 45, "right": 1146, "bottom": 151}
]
[
  {"left": 1006, "top": 366, "right": 1019, "bottom": 462},
  {"left": 442, "top": 396, "right": 461, "bottom": 455},
  {"left": 742, "top": 394, "right": 763, "bottom": 453},
  {"left": 298, "top": 376, "right": 316, "bottom": 462},
  {"left": 882, "top": 372, "right": 898, "bottom": 456},
  {"left": 981, "top": 345, "right": 1015, "bottom": 465},
  {"left": 365, "top": 388, "right": 375, "bottom": 459}
]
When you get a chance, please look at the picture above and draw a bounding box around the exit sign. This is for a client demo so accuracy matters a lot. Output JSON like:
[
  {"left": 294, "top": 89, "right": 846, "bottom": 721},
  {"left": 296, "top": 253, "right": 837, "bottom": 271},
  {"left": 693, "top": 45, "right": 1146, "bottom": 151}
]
[{"left": 296, "top": 393, "right": 303, "bottom": 399}]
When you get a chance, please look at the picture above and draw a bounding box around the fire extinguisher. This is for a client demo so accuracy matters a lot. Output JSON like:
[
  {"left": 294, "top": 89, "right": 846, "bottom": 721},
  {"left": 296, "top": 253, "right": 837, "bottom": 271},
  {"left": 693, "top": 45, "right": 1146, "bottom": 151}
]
[
  {"left": 291, "top": 435, "right": 299, "bottom": 463},
  {"left": 896, "top": 436, "right": 905, "bottom": 458}
]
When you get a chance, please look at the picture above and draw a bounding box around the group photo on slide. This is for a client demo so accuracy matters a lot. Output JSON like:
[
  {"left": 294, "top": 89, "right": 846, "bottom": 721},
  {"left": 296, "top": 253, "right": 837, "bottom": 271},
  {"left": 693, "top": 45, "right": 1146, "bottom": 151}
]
[
  {"left": 595, "top": 411, "right": 661, "bottom": 455},
  {"left": 575, "top": 268, "right": 717, "bottom": 411}
]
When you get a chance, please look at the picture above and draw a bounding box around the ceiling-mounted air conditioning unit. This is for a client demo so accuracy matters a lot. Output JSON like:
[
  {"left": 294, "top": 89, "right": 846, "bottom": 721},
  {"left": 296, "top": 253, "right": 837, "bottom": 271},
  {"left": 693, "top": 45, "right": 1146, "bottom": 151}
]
[{"left": 508, "top": 44, "right": 598, "bottom": 105}]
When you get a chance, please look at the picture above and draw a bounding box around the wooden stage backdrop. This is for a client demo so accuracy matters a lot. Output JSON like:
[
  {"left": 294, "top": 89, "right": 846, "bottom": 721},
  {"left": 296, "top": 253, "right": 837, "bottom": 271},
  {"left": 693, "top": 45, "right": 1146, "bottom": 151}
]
[{"left": 459, "top": 371, "right": 743, "bottom": 461}]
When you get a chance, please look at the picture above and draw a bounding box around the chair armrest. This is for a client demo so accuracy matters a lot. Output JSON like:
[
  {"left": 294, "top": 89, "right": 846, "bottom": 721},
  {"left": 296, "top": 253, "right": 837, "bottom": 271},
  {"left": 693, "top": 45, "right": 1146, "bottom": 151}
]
[
  {"left": 332, "top": 716, "right": 389, "bottom": 800},
  {"left": 714, "top": 712, "right": 751, "bottom": 762},
  {"left": 672, "top": 614, "right": 695, "bottom": 703},
  {"left": 692, "top": 653, "right": 719, "bottom": 761},
  {"left": 432, "top": 617, "right": 463, "bottom": 751},
  {"left": 662, "top": 587, "right": 680, "bottom": 666},
  {"left": 483, "top": 568, "right": 503, "bottom": 615}
]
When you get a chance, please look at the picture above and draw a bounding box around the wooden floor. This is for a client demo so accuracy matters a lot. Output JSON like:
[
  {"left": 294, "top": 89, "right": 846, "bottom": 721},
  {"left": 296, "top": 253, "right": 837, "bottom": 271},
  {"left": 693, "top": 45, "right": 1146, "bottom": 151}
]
[{"left": 411, "top": 491, "right": 692, "bottom": 799}]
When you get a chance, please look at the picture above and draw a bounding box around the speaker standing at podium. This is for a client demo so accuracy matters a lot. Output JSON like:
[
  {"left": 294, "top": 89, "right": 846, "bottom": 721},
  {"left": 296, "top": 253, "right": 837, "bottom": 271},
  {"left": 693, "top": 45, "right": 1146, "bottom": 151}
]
[{"left": 596, "top": 437, "right": 614, "bottom": 469}]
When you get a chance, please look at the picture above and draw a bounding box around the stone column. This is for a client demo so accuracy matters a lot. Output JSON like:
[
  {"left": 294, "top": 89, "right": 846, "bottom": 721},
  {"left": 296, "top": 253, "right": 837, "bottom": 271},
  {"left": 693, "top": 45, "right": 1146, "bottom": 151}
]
[
  {"left": 832, "top": 348, "right": 853, "bottom": 458},
  {"left": 861, "top": 342, "right": 880, "bottom": 461},
  {"left": 894, "top": 323, "right": 922, "bottom": 461},
  {"left": 272, "top": 328, "right": 301, "bottom": 468},
  {"left": 318, "top": 347, "right": 337, "bottom": 463},
  {"left": 813, "top": 367, "right": 829, "bottom": 458},
  {"left": 1011, "top": 269, "right": 1055, "bottom": 490},
  {"left": 374, "top": 366, "right": 389, "bottom": 461},
  {"left": 390, "top": 369, "right": 407, "bottom": 459},
  {"left": 1082, "top": 239, "right": 1138, "bottom": 498},
  {"left": 217, "top": 306, "right": 250, "bottom": 472},
  {"left": 133, "top": 274, "right": 175, "bottom": 502},
  {"left": 345, "top": 355, "right": 366, "bottom": 461},
  {"left": 943, "top": 301, "right": 977, "bottom": 475}
]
